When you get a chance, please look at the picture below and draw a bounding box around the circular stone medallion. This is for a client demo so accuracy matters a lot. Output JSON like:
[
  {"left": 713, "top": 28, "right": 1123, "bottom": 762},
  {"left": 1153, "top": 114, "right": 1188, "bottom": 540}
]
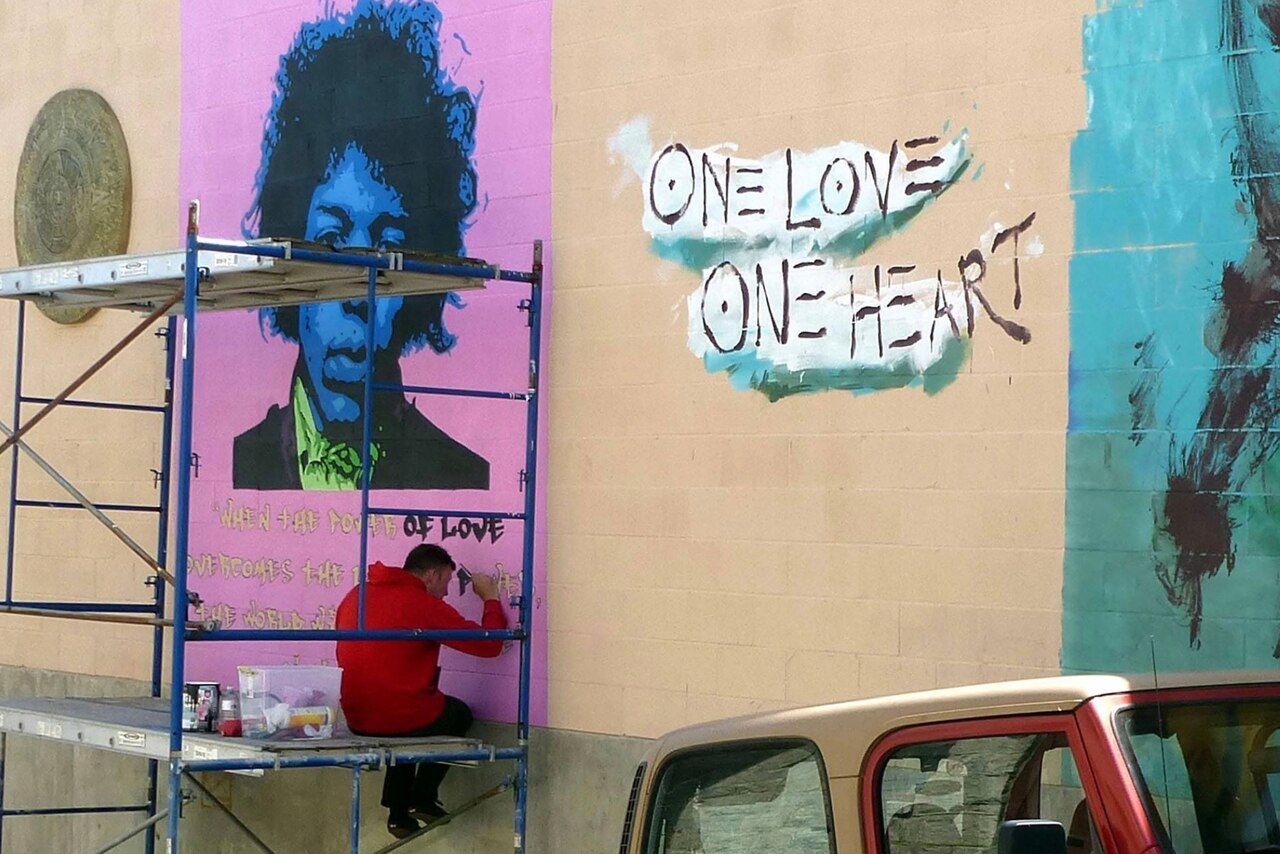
[{"left": 15, "top": 89, "right": 133, "bottom": 324}]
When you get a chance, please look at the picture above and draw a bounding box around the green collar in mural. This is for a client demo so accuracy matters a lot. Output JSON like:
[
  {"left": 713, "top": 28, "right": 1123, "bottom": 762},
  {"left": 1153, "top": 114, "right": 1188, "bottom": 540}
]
[{"left": 292, "top": 378, "right": 381, "bottom": 491}]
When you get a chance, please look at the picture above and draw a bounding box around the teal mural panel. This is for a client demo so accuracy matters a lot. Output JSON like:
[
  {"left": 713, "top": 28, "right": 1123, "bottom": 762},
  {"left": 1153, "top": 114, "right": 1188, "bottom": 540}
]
[{"left": 1065, "top": 0, "right": 1280, "bottom": 672}]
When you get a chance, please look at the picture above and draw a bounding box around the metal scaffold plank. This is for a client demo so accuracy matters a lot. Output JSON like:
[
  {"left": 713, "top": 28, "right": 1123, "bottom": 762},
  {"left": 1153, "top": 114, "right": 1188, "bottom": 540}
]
[{"left": 0, "top": 242, "right": 490, "bottom": 314}]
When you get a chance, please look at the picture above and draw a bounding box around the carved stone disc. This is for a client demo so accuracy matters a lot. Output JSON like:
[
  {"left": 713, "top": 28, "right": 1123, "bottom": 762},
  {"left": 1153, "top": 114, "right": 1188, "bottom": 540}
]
[{"left": 15, "top": 89, "right": 133, "bottom": 324}]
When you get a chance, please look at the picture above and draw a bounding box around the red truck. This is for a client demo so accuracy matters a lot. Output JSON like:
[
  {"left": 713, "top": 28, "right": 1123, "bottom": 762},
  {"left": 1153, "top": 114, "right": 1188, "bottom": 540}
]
[{"left": 618, "top": 671, "right": 1280, "bottom": 853}]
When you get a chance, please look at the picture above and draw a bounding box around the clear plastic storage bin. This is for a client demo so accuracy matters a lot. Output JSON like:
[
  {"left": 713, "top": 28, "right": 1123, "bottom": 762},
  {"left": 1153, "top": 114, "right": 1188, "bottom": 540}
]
[{"left": 236, "top": 665, "right": 342, "bottom": 740}]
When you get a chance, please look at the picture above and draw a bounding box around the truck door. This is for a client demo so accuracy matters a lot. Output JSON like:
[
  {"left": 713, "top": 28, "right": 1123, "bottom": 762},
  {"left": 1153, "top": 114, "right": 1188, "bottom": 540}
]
[{"left": 860, "top": 715, "right": 1112, "bottom": 854}]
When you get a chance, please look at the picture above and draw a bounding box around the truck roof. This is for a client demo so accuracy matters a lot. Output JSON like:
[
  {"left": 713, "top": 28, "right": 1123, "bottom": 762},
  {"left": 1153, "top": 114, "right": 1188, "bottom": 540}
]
[{"left": 651, "top": 670, "right": 1280, "bottom": 779}]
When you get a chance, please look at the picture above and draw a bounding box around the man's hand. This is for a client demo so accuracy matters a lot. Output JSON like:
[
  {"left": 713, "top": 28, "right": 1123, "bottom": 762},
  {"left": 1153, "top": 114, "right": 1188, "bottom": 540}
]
[{"left": 470, "top": 572, "right": 499, "bottom": 602}]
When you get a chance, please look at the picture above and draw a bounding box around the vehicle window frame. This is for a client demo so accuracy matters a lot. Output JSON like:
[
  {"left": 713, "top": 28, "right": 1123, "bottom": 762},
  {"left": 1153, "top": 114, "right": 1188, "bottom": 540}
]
[
  {"left": 1110, "top": 702, "right": 1180, "bottom": 853},
  {"left": 638, "top": 737, "right": 837, "bottom": 854},
  {"left": 1110, "top": 693, "right": 1280, "bottom": 854},
  {"left": 860, "top": 712, "right": 1110, "bottom": 854}
]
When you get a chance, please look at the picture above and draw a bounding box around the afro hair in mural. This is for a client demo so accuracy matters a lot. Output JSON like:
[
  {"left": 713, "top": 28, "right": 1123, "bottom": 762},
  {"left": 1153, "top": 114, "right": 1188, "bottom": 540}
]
[
  {"left": 248, "top": 0, "right": 478, "bottom": 356},
  {"left": 232, "top": 0, "right": 489, "bottom": 492}
]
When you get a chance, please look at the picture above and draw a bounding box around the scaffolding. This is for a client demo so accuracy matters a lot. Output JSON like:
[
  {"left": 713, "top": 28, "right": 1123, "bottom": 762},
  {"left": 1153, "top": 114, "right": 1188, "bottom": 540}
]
[{"left": 0, "top": 201, "right": 544, "bottom": 853}]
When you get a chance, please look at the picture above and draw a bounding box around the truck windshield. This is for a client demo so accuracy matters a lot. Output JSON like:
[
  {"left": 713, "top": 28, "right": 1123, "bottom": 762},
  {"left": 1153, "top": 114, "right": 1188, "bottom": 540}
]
[{"left": 1117, "top": 701, "right": 1280, "bottom": 853}]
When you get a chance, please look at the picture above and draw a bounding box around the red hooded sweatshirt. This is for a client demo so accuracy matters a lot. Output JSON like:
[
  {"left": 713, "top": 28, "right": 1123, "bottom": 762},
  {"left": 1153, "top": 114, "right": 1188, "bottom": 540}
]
[{"left": 335, "top": 561, "right": 507, "bottom": 734}]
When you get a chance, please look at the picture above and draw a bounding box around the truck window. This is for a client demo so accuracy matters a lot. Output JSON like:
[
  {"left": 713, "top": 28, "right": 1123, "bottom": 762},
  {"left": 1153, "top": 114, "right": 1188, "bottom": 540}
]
[
  {"left": 1118, "top": 700, "right": 1280, "bottom": 854},
  {"left": 641, "top": 740, "right": 834, "bottom": 854},
  {"left": 1120, "top": 723, "right": 1203, "bottom": 854},
  {"left": 878, "top": 732, "right": 1102, "bottom": 853}
]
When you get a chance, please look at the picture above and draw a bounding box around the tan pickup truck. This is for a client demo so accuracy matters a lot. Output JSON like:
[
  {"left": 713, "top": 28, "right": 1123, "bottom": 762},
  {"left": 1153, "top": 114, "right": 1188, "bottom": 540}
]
[{"left": 618, "top": 671, "right": 1280, "bottom": 853}]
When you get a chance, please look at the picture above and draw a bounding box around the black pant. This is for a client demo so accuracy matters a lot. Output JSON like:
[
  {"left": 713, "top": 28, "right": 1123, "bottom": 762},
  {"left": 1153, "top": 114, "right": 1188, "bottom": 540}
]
[{"left": 373, "top": 696, "right": 474, "bottom": 812}]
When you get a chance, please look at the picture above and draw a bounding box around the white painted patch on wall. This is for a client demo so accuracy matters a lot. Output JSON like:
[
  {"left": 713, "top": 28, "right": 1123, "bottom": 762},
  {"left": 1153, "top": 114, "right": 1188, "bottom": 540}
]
[
  {"left": 611, "top": 118, "right": 1042, "bottom": 399},
  {"left": 608, "top": 116, "right": 654, "bottom": 197}
]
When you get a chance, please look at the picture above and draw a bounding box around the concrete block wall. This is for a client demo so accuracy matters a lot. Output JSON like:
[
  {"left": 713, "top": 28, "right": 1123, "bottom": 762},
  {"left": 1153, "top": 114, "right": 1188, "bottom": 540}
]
[
  {"left": 546, "top": 0, "right": 1094, "bottom": 737},
  {"left": 0, "top": 667, "right": 156, "bottom": 853},
  {"left": 0, "top": 0, "right": 180, "bottom": 683},
  {"left": 0, "top": 2, "right": 1108, "bottom": 725}
]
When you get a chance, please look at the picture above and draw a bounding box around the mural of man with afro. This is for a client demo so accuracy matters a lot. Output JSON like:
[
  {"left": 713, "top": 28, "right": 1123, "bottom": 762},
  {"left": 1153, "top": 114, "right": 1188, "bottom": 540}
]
[{"left": 232, "top": 0, "right": 489, "bottom": 491}]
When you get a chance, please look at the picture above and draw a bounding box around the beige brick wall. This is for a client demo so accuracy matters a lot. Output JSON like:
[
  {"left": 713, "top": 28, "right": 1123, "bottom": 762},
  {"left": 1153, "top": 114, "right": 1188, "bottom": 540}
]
[
  {"left": 547, "top": 0, "right": 1093, "bottom": 736},
  {"left": 0, "top": 0, "right": 1095, "bottom": 738},
  {"left": 0, "top": 0, "right": 179, "bottom": 680}
]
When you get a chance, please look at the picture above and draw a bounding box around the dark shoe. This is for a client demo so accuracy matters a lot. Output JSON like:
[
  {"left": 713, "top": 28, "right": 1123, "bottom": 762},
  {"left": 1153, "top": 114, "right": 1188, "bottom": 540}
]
[
  {"left": 408, "top": 801, "right": 449, "bottom": 824},
  {"left": 387, "top": 813, "right": 421, "bottom": 839}
]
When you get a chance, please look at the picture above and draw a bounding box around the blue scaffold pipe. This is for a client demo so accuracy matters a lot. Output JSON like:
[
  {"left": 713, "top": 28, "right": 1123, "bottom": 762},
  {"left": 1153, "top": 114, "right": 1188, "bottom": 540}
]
[
  {"left": 195, "top": 238, "right": 393, "bottom": 272},
  {"left": 371, "top": 382, "right": 530, "bottom": 402},
  {"left": 189, "top": 627, "right": 522, "bottom": 642},
  {"left": 20, "top": 396, "right": 168, "bottom": 414},
  {"left": 350, "top": 766, "right": 362, "bottom": 852},
  {"left": 182, "top": 747, "right": 524, "bottom": 774},
  {"left": 4, "top": 600, "right": 156, "bottom": 614},
  {"left": 144, "top": 759, "right": 158, "bottom": 854},
  {"left": 154, "top": 314, "right": 178, "bottom": 697},
  {"left": 378, "top": 745, "right": 526, "bottom": 766},
  {"left": 496, "top": 269, "right": 537, "bottom": 283},
  {"left": 147, "top": 316, "right": 177, "bottom": 854},
  {"left": 514, "top": 240, "right": 544, "bottom": 854},
  {"left": 193, "top": 238, "right": 537, "bottom": 284},
  {"left": 13, "top": 499, "right": 162, "bottom": 513},
  {"left": 167, "top": 204, "right": 202, "bottom": 853},
  {"left": 5, "top": 303, "right": 25, "bottom": 607},
  {"left": 357, "top": 267, "right": 377, "bottom": 633},
  {"left": 0, "top": 732, "right": 7, "bottom": 854},
  {"left": 366, "top": 506, "right": 525, "bottom": 521},
  {"left": 183, "top": 753, "right": 381, "bottom": 774},
  {"left": 1, "top": 804, "right": 151, "bottom": 817},
  {"left": 398, "top": 256, "right": 535, "bottom": 283}
]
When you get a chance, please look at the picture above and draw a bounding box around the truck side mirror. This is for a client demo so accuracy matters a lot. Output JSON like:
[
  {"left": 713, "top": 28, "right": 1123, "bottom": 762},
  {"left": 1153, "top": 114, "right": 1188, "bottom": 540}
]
[{"left": 999, "top": 820, "right": 1067, "bottom": 854}]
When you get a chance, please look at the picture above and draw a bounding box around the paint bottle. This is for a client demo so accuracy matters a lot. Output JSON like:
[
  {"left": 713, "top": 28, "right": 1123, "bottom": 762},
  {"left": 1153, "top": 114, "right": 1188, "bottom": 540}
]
[{"left": 218, "top": 685, "right": 242, "bottom": 737}]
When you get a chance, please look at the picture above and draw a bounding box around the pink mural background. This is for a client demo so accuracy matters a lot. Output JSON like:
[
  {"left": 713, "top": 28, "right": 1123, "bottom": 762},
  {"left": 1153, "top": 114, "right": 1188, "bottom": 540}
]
[{"left": 178, "top": 0, "right": 551, "bottom": 724}]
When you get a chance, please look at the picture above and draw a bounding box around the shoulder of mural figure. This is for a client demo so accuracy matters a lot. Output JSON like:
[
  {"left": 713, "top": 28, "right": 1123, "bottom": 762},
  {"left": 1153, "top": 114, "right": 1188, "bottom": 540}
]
[
  {"left": 232, "top": 404, "right": 302, "bottom": 491},
  {"left": 371, "top": 399, "right": 490, "bottom": 491}
]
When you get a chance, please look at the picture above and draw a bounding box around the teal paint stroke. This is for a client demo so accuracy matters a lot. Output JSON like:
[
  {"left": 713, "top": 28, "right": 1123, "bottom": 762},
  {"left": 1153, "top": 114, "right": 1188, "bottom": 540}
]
[
  {"left": 705, "top": 335, "right": 970, "bottom": 402},
  {"left": 1064, "top": 0, "right": 1280, "bottom": 674}
]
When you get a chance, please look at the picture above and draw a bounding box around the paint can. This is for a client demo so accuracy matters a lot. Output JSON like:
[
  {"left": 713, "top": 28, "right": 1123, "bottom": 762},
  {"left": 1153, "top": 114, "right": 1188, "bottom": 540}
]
[{"left": 182, "top": 682, "right": 220, "bottom": 732}]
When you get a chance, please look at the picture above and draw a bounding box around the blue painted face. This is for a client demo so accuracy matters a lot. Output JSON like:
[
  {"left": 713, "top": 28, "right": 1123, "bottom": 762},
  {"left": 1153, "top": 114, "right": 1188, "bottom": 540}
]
[{"left": 298, "top": 143, "right": 408, "bottom": 426}]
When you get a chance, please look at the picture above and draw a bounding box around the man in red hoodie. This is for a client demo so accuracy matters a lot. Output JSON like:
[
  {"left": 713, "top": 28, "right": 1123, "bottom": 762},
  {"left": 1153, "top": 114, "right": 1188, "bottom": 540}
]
[{"left": 335, "top": 543, "right": 506, "bottom": 839}]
